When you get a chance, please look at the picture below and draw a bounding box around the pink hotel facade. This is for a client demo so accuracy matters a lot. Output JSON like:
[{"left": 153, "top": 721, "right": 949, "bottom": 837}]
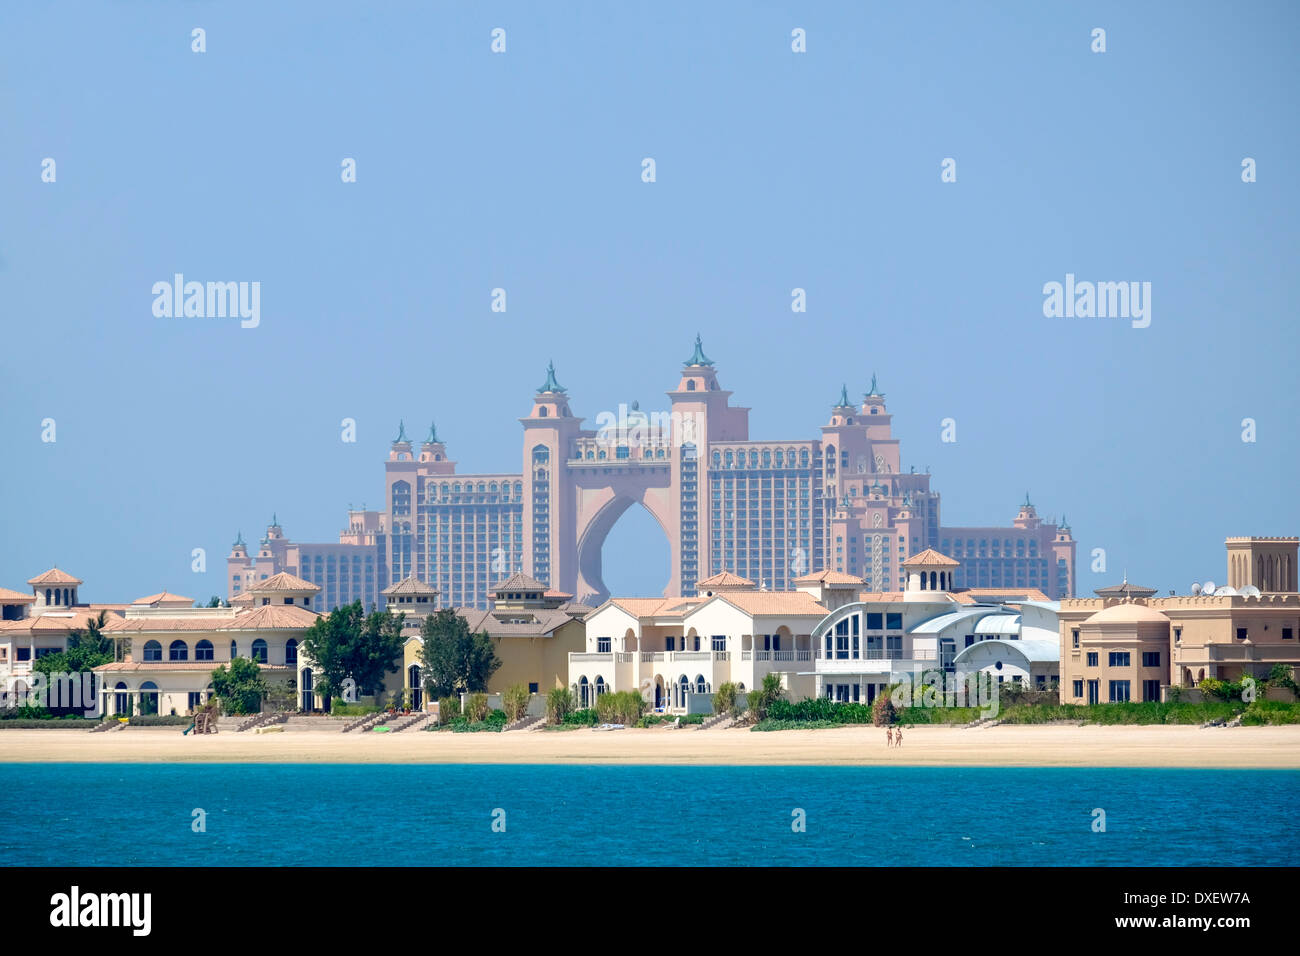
[{"left": 228, "top": 338, "right": 1076, "bottom": 611}]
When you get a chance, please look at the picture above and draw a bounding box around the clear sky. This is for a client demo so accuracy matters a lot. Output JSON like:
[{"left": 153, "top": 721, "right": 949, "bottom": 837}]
[{"left": 2, "top": 1, "right": 1297, "bottom": 604}]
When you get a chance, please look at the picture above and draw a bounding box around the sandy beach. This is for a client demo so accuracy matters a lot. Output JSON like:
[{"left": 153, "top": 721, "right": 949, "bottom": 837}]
[{"left": 1, "top": 724, "right": 1298, "bottom": 767}]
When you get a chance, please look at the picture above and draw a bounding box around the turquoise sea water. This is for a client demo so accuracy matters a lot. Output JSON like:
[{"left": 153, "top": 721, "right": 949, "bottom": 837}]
[{"left": 0, "top": 764, "right": 1294, "bottom": 867}]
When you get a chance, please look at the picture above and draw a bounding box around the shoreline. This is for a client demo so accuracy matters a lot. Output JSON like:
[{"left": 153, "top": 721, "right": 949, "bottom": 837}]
[{"left": 1, "top": 724, "right": 1298, "bottom": 768}]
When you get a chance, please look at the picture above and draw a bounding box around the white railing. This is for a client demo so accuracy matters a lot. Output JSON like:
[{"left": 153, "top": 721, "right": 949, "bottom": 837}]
[
  {"left": 615, "top": 653, "right": 635, "bottom": 663},
  {"left": 672, "top": 651, "right": 712, "bottom": 662},
  {"left": 640, "top": 652, "right": 664, "bottom": 662},
  {"left": 571, "top": 652, "right": 613, "bottom": 663},
  {"left": 741, "top": 650, "right": 752, "bottom": 661}
]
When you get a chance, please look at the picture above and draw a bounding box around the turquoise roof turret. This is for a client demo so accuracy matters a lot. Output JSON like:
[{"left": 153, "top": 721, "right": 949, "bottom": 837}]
[
  {"left": 865, "top": 372, "right": 884, "bottom": 398},
  {"left": 684, "top": 334, "right": 714, "bottom": 367},
  {"left": 538, "top": 361, "right": 566, "bottom": 394},
  {"left": 393, "top": 420, "right": 410, "bottom": 443},
  {"left": 837, "top": 384, "right": 850, "bottom": 407},
  {"left": 425, "top": 422, "right": 440, "bottom": 444}
]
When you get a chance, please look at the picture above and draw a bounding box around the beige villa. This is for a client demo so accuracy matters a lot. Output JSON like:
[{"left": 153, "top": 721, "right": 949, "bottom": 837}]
[{"left": 1057, "top": 536, "right": 1299, "bottom": 703}]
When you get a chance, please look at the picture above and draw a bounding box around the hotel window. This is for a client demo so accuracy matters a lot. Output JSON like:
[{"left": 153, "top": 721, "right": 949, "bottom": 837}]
[
  {"left": 169, "top": 640, "right": 188, "bottom": 661},
  {"left": 143, "top": 641, "right": 162, "bottom": 662},
  {"left": 195, "top": 640, "right": 213, "bottom": 661},
  {"left": 1108, "top": 652, "right": 1131, "bottom": 667},
  {"left": 1143, "top": 680, "right": 1161, "bottom": 702},
  {"left": 692, "top": 635, "right": 701, "bottom": 651},
  {"left": 1142, "top": 651, "right": 1160, "bottom": 667},
  {"left": 1173, "top": 627, "right": 1182, "bottom": 644},
  {"left": 188, "top": 692, "right": 204, "bottom": 711},
  {"left": 285, "top": 640, "right": 298, "bottom": 665},
  {"left": 1235, "top": 627, "right": 1248, "bottom": 641},
  {"left": 1072, "top": 679, "right": 1083, "bottom": 698},
  {"left": 666, "top": 636, "right": 675, "bottom": 651},
  {"left": 1086, "top": 652, "right": 1098, "bottom": 667},
  {"left": 712, "top": 635, "right": 726, "bottom": 652},
  {"left": 1071, "top": 628, "right": 1080, "bottom": 649},
  {"left": 1284, "top": 628, "right": 1295, "bottom": 640},
  {"left": 251, "top": 639, "right": 268, "bottom": 663},
  {"left": 597, "top": 637, "right": 611, "bottom": 653},
  {"left": 1108, "top": 680, "right": 1131, "bottom": 702}
]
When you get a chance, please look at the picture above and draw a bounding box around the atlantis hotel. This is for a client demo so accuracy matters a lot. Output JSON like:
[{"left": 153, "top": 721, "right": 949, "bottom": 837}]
[{"left": 229, "top": 338, "right": 1076, "bottom": 610}]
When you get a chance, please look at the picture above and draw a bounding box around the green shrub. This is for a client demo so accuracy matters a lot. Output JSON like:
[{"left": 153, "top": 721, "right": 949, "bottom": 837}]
[
  {"left": 547, "top": 687, "right": 575, "bottom": 725},
  {"left": 502, "top": 684, "right": 531, "bottom": 723},
  {"left": 637, "top": 713, "right": 705, "bottom": 727},
  {"left": 0, "top": 718, "right": 96, "bottom": 729},
  {"left": 330, "top": 702, "right": 381, "bottom": 717},
  {"left": 563, "top": 708, "right": 599, "bottom": 726},
  {"left": 438, "top": 696, "right": 461, "bottom": 723},
  {"left": 595, "top": 691, "right": 644, "bottom": 725},
  {"left": 464, "top": 693, "right": 489, "bottom": 722},
  {"left": 713, "top": 682, "right": 737, "bottom": 716},
  {"left": 128, "top": 715, "right": 192, "bottom": 726}
]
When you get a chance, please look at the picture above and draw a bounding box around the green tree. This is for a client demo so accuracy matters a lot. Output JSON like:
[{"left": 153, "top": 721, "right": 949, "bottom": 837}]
[
  {"left": 211, "top": 657, "right": 268, "bottom": 715},
  {"left": 418, "top": 608, "right": 501, "bottom": 699},
  {"left": 300, "top": 600, "right": 406, "bottom": 707},
  {"left": 206, "top": 596, "right": 223, "bottom": 608}
]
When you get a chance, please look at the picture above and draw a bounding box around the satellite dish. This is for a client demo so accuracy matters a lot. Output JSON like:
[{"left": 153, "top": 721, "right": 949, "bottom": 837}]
[
  {"left": 1190, "top": 583, "right": 1202, "bottom": 595},
  {"left": 1240, "top": 585, "right": 1261, "bottom": 597},
  {"left": 1203, "top": 581, "right": 1216, "bottom": 595},
  {"left": 1213, "top": 586, "right": 1238, "bottom": 596}
]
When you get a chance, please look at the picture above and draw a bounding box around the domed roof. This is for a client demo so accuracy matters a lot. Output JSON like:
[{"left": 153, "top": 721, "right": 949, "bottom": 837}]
[{"left": 1084, "top": 602, "right": 1169, "bottom": 626}]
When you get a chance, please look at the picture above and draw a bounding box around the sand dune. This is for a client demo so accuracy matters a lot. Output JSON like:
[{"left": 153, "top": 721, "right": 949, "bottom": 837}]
[{"left": 1, "top": 724, "right": 1298, "bottom": 767}]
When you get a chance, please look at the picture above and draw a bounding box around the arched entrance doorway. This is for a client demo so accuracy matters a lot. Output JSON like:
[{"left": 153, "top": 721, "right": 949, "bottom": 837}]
[{"left": 408, "top": 664, "right": 422, "bottom": 710}]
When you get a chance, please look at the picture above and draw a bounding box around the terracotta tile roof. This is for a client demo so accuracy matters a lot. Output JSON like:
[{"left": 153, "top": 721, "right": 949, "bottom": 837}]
[
  {"left": 962, "top": 587, "right": 1051, "bottom": 603},
  {"left": 0, "top": 587, "right": 35, "bottom": 603},
  {"left": 131, "top": 591, "right": 196, "bottom": 607},
  {"left": 216, "top": 604, "right": 321, "bottom": 630},
  {"left": 230, "top": 592, "right": 255, "bottom": 606},
  {"left": 607, "top": 597, "right": 684, "bottom": 618},
  {"left": 544, "top": 589, "right": 574, "bottom": 600},
  {"left": 854, "top": 591, "right": 907, "bottom": 603},
  {"left": 792, "top": 570, "right": 863, "bottom": 586},
  {"left": 491, "top": 572, "right": 548, "bottom": 592},
  {"left": 103, "top": 615, "right": 235, "bottom": 633},
  {"left": 452, "top": 607, "right": 573, "bottom": 637},
  {"left": 696, "top": 571, "right": 755, "bottom": 589},
  {"left": 248, "top": 572, "right": 320, "bottom": 593},
  {"left": 27, "top": 568, "right": 83, "bottom": 586},
  {"left": 382, "top": 576, "right": 439, "bottom": 596},
  {"left": 901, "top": 549, "right": 960, "bottom": 568},
  {"left": 0, "top": 609, "right": 123, "bottom": 635},
  {"left": 713, "top": 591, "right": 828, "bottom": 616}
]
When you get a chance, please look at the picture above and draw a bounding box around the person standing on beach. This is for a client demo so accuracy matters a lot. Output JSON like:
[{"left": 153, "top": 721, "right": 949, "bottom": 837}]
[
  {"left": 886, "top": 726, "right": 893, "bottom": 747},
  {"left": 895, "top": 725, "right": 903, "bottom": 747}
]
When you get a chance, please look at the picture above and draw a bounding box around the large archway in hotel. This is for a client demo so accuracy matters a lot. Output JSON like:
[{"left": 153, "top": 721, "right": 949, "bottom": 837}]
[{"left": 573, "top": 478, "right": 675, "bottom": 607}]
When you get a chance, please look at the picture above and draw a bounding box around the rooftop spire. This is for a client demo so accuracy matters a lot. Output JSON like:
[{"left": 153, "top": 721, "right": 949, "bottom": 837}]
[
  {"left": 1024, "top": 491, "right": 1033, "bottom": 508},
  {"left": 866, "top": 372, "right": 883, "bottom": 398},
  {"left": 233, "top": 530, "right": 244, "bottom": 547},
  {"left": 425, "top": 421, "right": 440, "bottom": 444},
  {"left": 684, "top": 334, "right": 714, "bottom": 367},
  {"left": 838, "top": 383, "right": 850, "bottom": 407},
  {"left": 393, "top": 420, "right": 409, "bottom": 443},
  {"left": 538, "top": 360, "right": 566, "bottom": 394}
]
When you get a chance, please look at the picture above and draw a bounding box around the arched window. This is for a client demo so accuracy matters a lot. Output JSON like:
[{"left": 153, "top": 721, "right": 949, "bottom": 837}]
[
  {"left": 168, "top": 640, "right": 188, "bottom": 661},
  {"left": 114, "top": 682, "right": 129, "bottom": 716},
  {"left": 539, "top": 406, "right": 548, "bottom": 417},
  {"left": 579, "top": 676, "right": 590, "bottom": 708},
  {"left": 678, "top": 675, "right": 690, "bottom": 705},
  {"left": 143, "top": 640, "right": 162, "bottom": 662},
  {"left": 139, "top": 681, "right": 159, "bottom": 716},
  {"left": 230, "top": 640, "right": 238, "bottom": 660},
  {"left": 595, "top": 676, "right": 607, "bottom": 697},
  {"left": 285, "top": 639, "right": 298, "bottom": 665},
  {"left": 195, "top": 640, "right": 214, "bottom": 661},
  {"left": 695, "top": 674, "right": 708, "bottom": 695},
  {"left": 45, "top": 588, "right": 51, "bottom": 604},
  {"left": 251, "top": 639, "right": 268, "bottom": 663},
  {"left": 686, "top": 381, "right": 696, "bottom": 391}
]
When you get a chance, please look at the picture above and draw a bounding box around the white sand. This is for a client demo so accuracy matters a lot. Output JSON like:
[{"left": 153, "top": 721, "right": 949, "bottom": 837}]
[{"left": 1, "top": 724, "right": 1297, "bottom": 767}]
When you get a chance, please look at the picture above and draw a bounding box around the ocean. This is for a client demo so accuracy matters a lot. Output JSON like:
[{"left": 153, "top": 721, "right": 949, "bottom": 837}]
[{"left": 1, "top": 764, "right": 1295, "bottom": 866}]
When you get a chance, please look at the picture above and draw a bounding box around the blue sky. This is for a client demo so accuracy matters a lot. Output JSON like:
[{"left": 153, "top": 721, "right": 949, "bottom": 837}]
[{"left": 1, "top": 1, "right": 1297, "bottom": 603}]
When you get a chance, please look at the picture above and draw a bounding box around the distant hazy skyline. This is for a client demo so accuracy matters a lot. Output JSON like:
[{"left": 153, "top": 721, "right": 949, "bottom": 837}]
[{"left": 2, "top": 1, "right": 1297, "bottom": 603}]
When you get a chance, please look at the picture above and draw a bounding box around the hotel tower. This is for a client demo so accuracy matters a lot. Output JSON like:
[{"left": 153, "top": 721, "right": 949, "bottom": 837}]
[{"left": 229, "top": 338, "right": 1075, "bottom": 610}]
